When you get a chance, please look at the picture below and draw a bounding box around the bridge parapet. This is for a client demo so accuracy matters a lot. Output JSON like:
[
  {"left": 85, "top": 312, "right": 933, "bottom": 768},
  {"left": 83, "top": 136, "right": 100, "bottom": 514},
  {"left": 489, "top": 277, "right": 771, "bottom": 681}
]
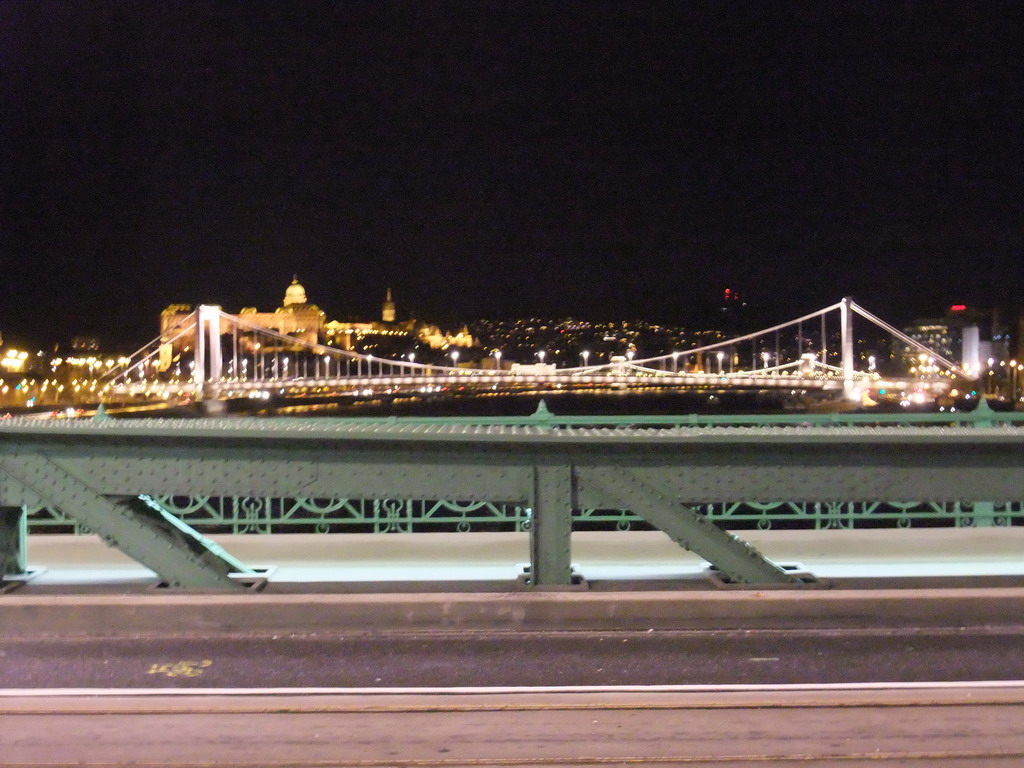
[{"left": 3, "top": 403, "right": 1024, "bottom": 590}]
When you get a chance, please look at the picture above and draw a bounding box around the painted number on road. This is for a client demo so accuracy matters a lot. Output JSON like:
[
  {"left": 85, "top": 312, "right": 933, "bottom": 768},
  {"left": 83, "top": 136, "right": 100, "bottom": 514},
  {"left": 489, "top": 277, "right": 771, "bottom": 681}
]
[{"left": 147, "top": 659, "right": 213, "bottom": 678}]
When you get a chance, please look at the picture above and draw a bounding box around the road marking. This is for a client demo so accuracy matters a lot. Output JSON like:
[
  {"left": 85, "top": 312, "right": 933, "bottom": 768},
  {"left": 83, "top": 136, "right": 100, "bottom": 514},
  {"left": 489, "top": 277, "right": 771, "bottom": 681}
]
[
  {"left": 2, "top": 680, "right": 1024, "bottom": 697},
  {"left": 146, "top": 660, "right": 213, "bottom": 678}
]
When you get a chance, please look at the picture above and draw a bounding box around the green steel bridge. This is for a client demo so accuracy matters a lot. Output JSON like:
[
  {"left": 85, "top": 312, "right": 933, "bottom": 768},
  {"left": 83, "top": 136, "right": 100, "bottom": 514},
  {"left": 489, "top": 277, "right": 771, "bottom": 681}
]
[{"left": 2, "top": 399, "right": 1023, "bottom": 591}]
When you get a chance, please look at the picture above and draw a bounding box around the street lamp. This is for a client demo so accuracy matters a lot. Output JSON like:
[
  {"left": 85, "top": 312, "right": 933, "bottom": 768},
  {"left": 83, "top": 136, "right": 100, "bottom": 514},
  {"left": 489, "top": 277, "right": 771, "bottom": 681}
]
[
  {"left": 493, "top": 349, "right": 502, "bottom": 370},
  {"left": 538, "top": 350, "right": 546, "bottom": 365},
  {"left": 716, "top": 350, "right": 724, "bottom": 375},
  {"left": 451, "top": 350, "right": 459, "bottom": 369},
  {"left": 581, "top": 350, "right": 590, "bottom": 368}
]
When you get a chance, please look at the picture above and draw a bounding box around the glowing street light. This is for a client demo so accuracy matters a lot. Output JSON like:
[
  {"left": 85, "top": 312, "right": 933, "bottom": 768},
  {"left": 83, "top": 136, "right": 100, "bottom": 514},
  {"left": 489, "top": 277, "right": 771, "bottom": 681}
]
[
  {"left": 538, "top": 350, "right": 546, "bottom": 364},
  {"left": 450, "top": 350, "right": 459, "bottom": 368},
  {"left": 493, "top": 349, "right": 502, "bottom": 370},
  {"left": 581, "top": 350, "right": 590, "bottom": 367},
  {"left": 716, "top": 350, "right": 724, "bottom": 374}
]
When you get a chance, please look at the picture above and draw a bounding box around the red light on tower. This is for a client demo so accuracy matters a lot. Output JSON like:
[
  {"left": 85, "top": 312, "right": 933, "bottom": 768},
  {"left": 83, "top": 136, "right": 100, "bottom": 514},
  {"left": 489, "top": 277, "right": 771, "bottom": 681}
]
[{"left": 950, "top": 304, "right": 967, "bottom": 312}]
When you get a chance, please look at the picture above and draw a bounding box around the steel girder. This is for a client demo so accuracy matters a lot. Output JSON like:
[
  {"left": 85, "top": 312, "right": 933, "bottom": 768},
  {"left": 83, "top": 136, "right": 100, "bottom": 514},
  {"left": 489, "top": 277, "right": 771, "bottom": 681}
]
[
  {"left": 3, "top": 417, "right": 1024, "bottom": 589},
  {"left": 0, "top": 454, "right": 247, "bottom": 589},
  {"left": 0, "top": 506, "right": 26, "bottom": 578},
  {"left": 577, "top": 468, "right": 800, "bottom": 585}
]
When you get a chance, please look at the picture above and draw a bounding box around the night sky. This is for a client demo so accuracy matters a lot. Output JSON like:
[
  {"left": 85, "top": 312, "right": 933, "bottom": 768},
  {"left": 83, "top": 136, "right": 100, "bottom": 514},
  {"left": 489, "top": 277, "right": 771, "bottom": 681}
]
[{"left": 2, "top": 1, "right": 1021, "bottom": 347}]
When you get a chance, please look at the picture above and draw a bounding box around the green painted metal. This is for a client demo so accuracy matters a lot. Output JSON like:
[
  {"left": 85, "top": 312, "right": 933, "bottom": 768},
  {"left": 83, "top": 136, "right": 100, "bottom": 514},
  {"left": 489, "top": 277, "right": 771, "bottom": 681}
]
[
  {"left": 137, "top": 495, "right": 255, "bottom": 575},
  {"left": 4, "top": 402, "right": 1024, "bottom": 589},
  {"left": 254, "top": 394, "right": 1023, "bottom": 430},
  {"left": 0, "top": 455, "right": 248, "bottom": 589},
  {"left": 581, "top": 468, "right": 801, "bottom": 585},
  {"left": 0, "top": 506, "right": 27, "bottom": 578},
  {"left": 25, "top": 497, "right": 1024, "bottom": 534},
  {"left": 528, "top": 465, "right": 575, "bottom": 586}
]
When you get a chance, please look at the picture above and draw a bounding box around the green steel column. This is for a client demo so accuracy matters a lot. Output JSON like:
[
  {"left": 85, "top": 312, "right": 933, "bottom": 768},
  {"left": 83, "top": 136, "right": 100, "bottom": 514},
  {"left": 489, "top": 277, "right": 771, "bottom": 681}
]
[
  {"left": 973, "top": 501, "right": 996, "bottom": 527},
  {"left": 529, "top": 464, "right": 574, "bottom": 586},
  {"left": 0, "top": 505, "right": 27, "bottom": 578}
]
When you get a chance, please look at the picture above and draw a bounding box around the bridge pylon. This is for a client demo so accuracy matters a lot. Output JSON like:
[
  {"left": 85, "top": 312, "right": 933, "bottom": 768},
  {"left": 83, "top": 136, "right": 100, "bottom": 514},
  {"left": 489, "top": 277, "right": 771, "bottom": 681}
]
[
  {"left": 840, "top": 296, "right": 856, "bottom": 400},
  {"left": 194, "top": 305, "right": 223, "bottom": 402}
]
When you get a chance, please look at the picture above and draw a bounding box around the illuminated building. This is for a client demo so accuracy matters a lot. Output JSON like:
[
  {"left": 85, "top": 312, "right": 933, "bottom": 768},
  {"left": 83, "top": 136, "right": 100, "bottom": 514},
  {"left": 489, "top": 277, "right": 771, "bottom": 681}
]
[
  {"left": 902, "top": 305, "right": 999, "bottom": 373},
  {"left": 382, "top": 287, "right": 396, "bottom": 323},
  {"left": 160, "top": 277, "right": 476, "bottom": 360}
]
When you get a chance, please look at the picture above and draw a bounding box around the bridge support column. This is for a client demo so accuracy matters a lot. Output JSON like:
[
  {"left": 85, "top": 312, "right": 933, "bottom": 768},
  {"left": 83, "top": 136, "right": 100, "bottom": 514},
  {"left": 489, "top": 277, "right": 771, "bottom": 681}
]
[
  {"left": 0, "top": 506, "right": 27, "bottom": 579},
  {"left": 973, "top": 501, "right": 996, "bottom": 527},
  {"left": 840, "top": 296, "right": 856, "bottom": 400},
  {"left": 528, "top": 465, "right": 575, "bottom": 586}
]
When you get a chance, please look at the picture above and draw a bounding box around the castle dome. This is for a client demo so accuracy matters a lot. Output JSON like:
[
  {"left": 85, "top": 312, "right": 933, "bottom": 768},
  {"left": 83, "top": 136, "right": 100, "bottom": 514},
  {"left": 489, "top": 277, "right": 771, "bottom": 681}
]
[{"left": 283, "top": 276, "right": 307, "bottom": 307}]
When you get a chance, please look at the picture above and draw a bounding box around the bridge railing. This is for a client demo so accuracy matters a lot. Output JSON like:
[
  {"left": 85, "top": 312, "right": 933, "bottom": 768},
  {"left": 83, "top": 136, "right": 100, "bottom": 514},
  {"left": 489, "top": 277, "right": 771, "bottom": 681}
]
[{"left": 26, "top": 497, "right": 1024, "bottom": 535}]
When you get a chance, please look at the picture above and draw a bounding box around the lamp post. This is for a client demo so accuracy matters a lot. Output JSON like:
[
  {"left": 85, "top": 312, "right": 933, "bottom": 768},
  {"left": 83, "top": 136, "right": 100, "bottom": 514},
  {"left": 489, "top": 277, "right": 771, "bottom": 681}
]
[
  {"left": 581, "top": 350, "right": 590, "bottom": 368},
  {"left": 716, "top": 350, "right": 724, "bottom": 375},
  {"left": 493, "top": 349, "right": 501, "bottom": 371},
  {"left": 538, "top": 350, "right": 546, "bottom": 365},
  {"left": 451, "top": 350, "right": 459, "bottom": 369}
]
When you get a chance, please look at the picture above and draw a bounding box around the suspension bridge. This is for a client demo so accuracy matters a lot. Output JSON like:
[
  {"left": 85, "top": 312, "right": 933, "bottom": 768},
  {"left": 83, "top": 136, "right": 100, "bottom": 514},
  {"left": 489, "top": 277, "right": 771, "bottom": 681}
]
[{"left": 101, "top": 298, "right": 972, "bottom": 407}]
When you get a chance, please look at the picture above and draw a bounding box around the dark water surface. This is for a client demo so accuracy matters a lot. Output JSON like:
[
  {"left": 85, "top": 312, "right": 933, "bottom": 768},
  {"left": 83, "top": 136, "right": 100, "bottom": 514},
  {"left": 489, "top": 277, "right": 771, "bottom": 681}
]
[{"left": 262, "top": 388, "right": 836, "bottom": 418}]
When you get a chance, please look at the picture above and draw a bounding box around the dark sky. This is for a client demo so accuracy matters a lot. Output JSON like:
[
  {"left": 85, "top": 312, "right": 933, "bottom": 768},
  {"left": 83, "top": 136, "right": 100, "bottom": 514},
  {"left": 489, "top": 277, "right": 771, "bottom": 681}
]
[{"left": 1, "top": 1, "right": 1021, "bottom": 347}]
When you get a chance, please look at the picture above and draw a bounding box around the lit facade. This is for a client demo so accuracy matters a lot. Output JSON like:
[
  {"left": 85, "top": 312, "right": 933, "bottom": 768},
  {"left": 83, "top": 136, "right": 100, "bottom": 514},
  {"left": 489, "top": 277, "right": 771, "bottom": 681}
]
[{"left": 159, "top": 278, "right": 476, "bottom": 361}]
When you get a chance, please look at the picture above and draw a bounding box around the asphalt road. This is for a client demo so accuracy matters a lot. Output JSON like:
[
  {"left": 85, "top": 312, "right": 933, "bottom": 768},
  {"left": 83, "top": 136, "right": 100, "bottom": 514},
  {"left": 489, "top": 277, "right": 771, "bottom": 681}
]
[{"left": 3, "top": 626, "right": 1024, "bottom": 689}]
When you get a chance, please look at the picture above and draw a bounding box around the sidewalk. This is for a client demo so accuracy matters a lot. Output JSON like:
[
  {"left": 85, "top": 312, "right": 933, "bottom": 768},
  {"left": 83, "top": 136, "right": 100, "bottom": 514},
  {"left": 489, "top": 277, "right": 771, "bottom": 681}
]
[{"left": 17, "top": 527, "right": 1024, "bottom": 586}]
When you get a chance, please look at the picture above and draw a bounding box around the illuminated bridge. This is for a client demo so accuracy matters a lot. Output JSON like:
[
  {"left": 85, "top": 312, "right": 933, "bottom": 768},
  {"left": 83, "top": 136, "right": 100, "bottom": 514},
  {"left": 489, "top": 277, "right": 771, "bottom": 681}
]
[
  {"left": 101, "top": 298, "right": 972, "bottom": 405},
  {"left": 2, "top": 403, "right": 1022, "bottom": 591}
]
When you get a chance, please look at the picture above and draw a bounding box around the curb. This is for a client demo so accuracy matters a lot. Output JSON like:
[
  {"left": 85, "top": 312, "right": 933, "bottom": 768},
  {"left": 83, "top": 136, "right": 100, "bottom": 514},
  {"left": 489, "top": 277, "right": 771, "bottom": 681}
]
[{"left": 3, "top": 588, "right": 1024, "bottom": 636}]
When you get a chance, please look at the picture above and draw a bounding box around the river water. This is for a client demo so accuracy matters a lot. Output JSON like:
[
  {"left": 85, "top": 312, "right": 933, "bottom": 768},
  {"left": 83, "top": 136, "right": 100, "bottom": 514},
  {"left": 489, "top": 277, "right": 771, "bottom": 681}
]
[{"left": 259, "top": 387, "right": 840, "bottom": 418}]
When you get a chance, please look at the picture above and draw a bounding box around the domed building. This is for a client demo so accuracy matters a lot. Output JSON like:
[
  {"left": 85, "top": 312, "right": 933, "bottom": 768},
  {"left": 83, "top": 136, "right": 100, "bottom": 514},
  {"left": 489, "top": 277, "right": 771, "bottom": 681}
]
[
  {"left": 159, "top": 277, "right": 326, "bottom": 362},
  {"left": 240, "top": 276, "right": 326, "bottom": 348},
  {"left": 159, "top": 276, "right": 476, "bottom": 364}
]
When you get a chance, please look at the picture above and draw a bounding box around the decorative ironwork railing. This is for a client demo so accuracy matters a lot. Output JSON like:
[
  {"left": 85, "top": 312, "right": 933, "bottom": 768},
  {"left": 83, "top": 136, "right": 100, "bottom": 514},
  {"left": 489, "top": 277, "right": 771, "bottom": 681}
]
[{"left": 25, "top": 497, "right": 1024, "bottom": 534}]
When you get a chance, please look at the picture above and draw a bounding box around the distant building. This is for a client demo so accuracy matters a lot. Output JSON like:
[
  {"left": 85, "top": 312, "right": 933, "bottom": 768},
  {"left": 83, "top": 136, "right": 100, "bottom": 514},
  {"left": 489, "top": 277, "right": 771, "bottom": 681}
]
[
  {"left": 381, "top": 287, "right": 396, "bottom": 323},
  {"left": 159, "top": 277, "right": 476, "bottom": 365},
  {"left": 902, "top": 305, "right": 1001, "bottom": 373}
]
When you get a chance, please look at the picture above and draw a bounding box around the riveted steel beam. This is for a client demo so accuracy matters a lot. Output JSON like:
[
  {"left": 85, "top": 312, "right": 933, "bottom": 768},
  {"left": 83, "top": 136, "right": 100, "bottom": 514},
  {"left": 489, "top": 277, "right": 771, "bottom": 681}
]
[
  {"left": 0, "top": 506, "right": 26, "bottom": 578},
  {"left": 0, "top": 454, "right": 246, "bottom": 589},
  {"left": 579, "top": 467, "right": 801, "bottom": 585},
  {"left": 528, "top": 464, "right": 574, "bottom": 586}
]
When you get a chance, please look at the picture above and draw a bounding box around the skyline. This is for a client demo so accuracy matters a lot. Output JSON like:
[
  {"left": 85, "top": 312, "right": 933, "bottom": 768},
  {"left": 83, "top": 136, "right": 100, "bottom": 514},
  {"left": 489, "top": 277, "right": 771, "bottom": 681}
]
[{"left": 2, "top": 1, "right": 1021, "bottom": 347}]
